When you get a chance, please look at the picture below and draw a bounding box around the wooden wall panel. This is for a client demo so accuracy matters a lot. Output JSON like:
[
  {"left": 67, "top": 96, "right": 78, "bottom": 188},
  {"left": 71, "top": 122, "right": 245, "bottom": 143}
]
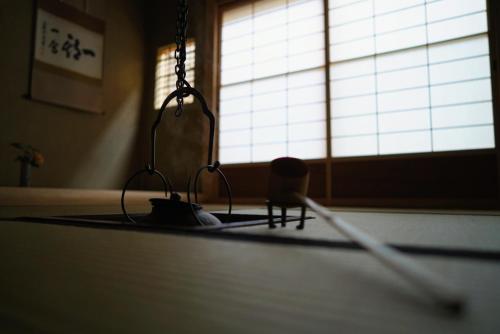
[{"left": 331, "top": 151, "right": 498, "bottom": 204}]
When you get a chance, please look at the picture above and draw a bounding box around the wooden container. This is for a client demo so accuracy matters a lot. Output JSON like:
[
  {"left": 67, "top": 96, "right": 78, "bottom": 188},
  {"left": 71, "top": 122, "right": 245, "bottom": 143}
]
[{"left": 268, "top": 157, "right": 309, "bottom": 207}]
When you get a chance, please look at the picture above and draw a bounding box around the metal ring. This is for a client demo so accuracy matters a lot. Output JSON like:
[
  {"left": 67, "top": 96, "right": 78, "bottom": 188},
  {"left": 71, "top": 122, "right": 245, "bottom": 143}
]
[
  {"left": 192, "top": 163, "right": 232, "bottom": 216},
  {"left": 187, "top": 176, "right": 205, "bottom": 226},
  {"left": 121, "top": 169, "right": 171, "bottom": 224}
]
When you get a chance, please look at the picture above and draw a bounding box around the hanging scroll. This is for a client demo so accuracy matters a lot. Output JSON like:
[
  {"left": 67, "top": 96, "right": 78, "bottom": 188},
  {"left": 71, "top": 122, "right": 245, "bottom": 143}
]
[{"left": 30, "top": 0, "right": 105, "bottom": 113}]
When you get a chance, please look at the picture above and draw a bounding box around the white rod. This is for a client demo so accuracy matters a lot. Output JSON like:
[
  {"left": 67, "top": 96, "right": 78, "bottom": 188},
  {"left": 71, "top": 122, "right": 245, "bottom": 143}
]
[{"left": 298, "top": 194, "right": 465, "bottom": 313}]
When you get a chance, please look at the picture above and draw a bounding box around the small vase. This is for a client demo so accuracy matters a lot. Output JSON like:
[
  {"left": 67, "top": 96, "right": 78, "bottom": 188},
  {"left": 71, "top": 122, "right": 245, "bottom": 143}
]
[{"left": 19, "top": 161, "right": 31, "bottom": 187}]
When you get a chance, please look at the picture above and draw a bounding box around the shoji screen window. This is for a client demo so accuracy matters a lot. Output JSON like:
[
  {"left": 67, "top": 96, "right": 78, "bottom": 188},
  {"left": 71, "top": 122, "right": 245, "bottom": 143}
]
[
  {"left": 154, "top": 40, "right": 195, "bottom": 110},
  {"left": 329, "top": 0, "right": 495, "bottom": 157},
  {"left": 219, "top": 0, "right": 327, "bottom": 163}
]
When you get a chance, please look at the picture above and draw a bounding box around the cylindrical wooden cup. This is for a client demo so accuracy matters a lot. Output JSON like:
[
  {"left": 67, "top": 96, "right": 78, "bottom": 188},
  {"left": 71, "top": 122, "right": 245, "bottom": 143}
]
[{"left": 268, "top": 157, "right": 309, "bottom": 207}]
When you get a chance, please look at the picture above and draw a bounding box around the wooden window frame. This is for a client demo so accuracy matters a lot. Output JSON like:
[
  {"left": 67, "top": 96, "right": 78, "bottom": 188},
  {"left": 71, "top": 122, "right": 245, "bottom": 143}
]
[{"left": 208, "top": 0, "right": 500, "bottom": 209}]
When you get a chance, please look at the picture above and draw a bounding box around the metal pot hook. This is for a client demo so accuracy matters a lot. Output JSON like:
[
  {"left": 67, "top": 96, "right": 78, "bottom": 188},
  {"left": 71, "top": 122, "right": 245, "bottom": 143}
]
[{"left": 121, "top": 86, "right": 232, "bottom": 224}]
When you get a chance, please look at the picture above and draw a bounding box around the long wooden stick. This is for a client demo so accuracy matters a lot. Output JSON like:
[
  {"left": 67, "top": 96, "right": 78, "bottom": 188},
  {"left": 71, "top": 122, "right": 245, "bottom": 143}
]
[{"left": 298, "top": 194, "right": 465, "bottom": 313}]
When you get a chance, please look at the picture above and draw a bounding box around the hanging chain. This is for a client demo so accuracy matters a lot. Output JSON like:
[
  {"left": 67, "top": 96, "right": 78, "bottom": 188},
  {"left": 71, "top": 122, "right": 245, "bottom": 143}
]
[{"left": 174, "top": 0, "right": 189, "bottom": 117}]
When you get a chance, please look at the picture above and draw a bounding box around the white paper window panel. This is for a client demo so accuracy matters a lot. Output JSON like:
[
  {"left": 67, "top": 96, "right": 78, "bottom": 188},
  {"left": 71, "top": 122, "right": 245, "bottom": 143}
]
[
  {"left": 219, "top": 146, "right": 251, "bottom": 163},
  {"left": 427, "top": 12, "right": 488, "bottom": 44},
  {"left": 220, "top": 113, "right": 251, "bottom": 131},
  {"left": 186, "top": 43, "right": 196, "bottom": 53},
  {"left": 220, "top": 142, "right": 328, "bottom": 164},
  {"left": 154, "top": 85, "right": 165, "bottom": 99},
  {"left": 376, "top": 25, "right": 427, "bottom": 54},
  {"left": 185, "top": 70, "right": 195, "bottom": 82},
  {"left": 288, "top": 84, "right": 325, "bottom": 105},
  {"left": 288, "top": 0, "right": 323, "bottom": 21},
  {"left": 253, "top": 8, "right": 287, "bottom": 32},
  {"left": 158, "top": 53, "right": 168, "bottom": 62},
  {"left": 330, "top": 56, "right": 374, "bottom": 79},
  {"left": 428, "top": 35, "right": 489, "bottom": 63},
  {"left": 379, "top": 131, "right": 431, "bottom": 155},
  {"left": 433, "top": 125, "right": 495, "bottom": 152},
  {"left": 252, "top": 108, "right": 287, "bottom": 127},
  {"left": 331, "top": 95, "right": 377, "bottom": 118},
  {"left": 154, "top": 95, "right": 165, "bottom": 110},
  {"left": 332, "top": 135, "right": 378, "bottom": 157},
  {"left": 431, "top": 79, "right": 492, "bottom": 107},
  {"left": 253, "top": 59, "right": 288, "bottom": 80},
  {"left": 331, "top": 75, "right": 375, "bottom": 99},
  {"left": 220, "top": 82, "right": 251, "bottom": 101},
  {"left": 427, "top": 0, "right": 486, "bottom": 23},
  {"left": 253, "top": 76, "right": 287, "bottom": 95},
  {"left": 432, "top": 102, "right": 493, "bottom": 129},
  {"left": 288, "top": 68, "right": 325, "bottom": 88},
  {"left": 220, "top": 129, "right": 251, "bottom": 148},
  {"left": 375, "top": 5, "right": 425, "bottom": 35},
  {"left": 331, "top": 114, "right": 377, "bottom": 137},
  {"left": 429, "top": 56, "right": 490, "bottom": 85},
  {"left": 224, "top": 77, "right": 328, "bottom": 112},
  {"left": 220, "top": 97, "right": 252, "bottom": 116},
  {"left": 288, "top": 121, "right": 326, "bottom": 141},
  {"left": 221, "top": 66, "right": 252, "bottom": 85},
  {"left": 221, "top": 34, "right": 252, "bottom": 55},
  {"left": 330, "top": 19, "right": 374, "bottom": 44},
  {"left": 289, "top": 33, "right": 324, "bottom": 56},
  {"left": 155, "top": 76, "right": 172, "bottom": 88},
  {"left": 288, "top": 140, "right": 326, "bottom": 159},
  {"left": 378, "top": 109, "right": 430, "bottom": 133},
  {"left": 329, "top": 0, "right": 366, "bottom": 10},
  {"left": 431, "top": 102, "right": 493, "bottom": 130},
  {"left": 254, "top": 26, "right": 287, "bottom": 47},
  {"left": 378, "top": 87, "right": 429, "bottom": 112},
  {"left": 155, "top": 85, "right": 167, "bottom": 96},
  {"left": 156, "top": 68, "right": 167, "bottom": 79},
  {"left": 288, "top": 15, "right": 324, "bottom": 38},
  {"left": 222, "top": 20, "right": 252, "bottom": 41},
  {"left": 330, "top": 37, "right": 375, "bottom": 62},
  {"left": 155, "top": 77, "right": 167, "bottom": 88},
  {"left": 253, "top": 126, "right": 287, "bottom": 144},
  {"left": 330, "top": 0, "right": 486, "bottom": 27},
  {"left": 221, "top": 51, "right": 252, "bottom": 71},
  {"left": 375, "top": 46, "right": 427, "bottom": 72},
  {"left": 289, "top": 50, "right": 325, "bottom": 72},
  {"left": 288, "top": 102, "right": 326, "bottom": 123},
  {"left": 376, "top": 66, "right": 428, "bottom": 92},
  {"left": 156, "top": 62, "right": 169, "bottom": 76},
  {"left": 252, "top": 90, "right": 287, "bottom": 111},
  {"left": 329, "top": 1, "right": 372, "bottom": 26},
  {"left": 185, "top": 60, "right": 195, "bottom": 71},
  {"left": 374, "top": 0, "right": 424, "bottom": 15},
  {"left": 252, "top": 143, "right": 287, "bottom": 162},
  {"left": 253, "top": 42, "right": 287, "bottom": 64},
  {"left": 163, "top": 71, "right": 184, "bottom": 84}
]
